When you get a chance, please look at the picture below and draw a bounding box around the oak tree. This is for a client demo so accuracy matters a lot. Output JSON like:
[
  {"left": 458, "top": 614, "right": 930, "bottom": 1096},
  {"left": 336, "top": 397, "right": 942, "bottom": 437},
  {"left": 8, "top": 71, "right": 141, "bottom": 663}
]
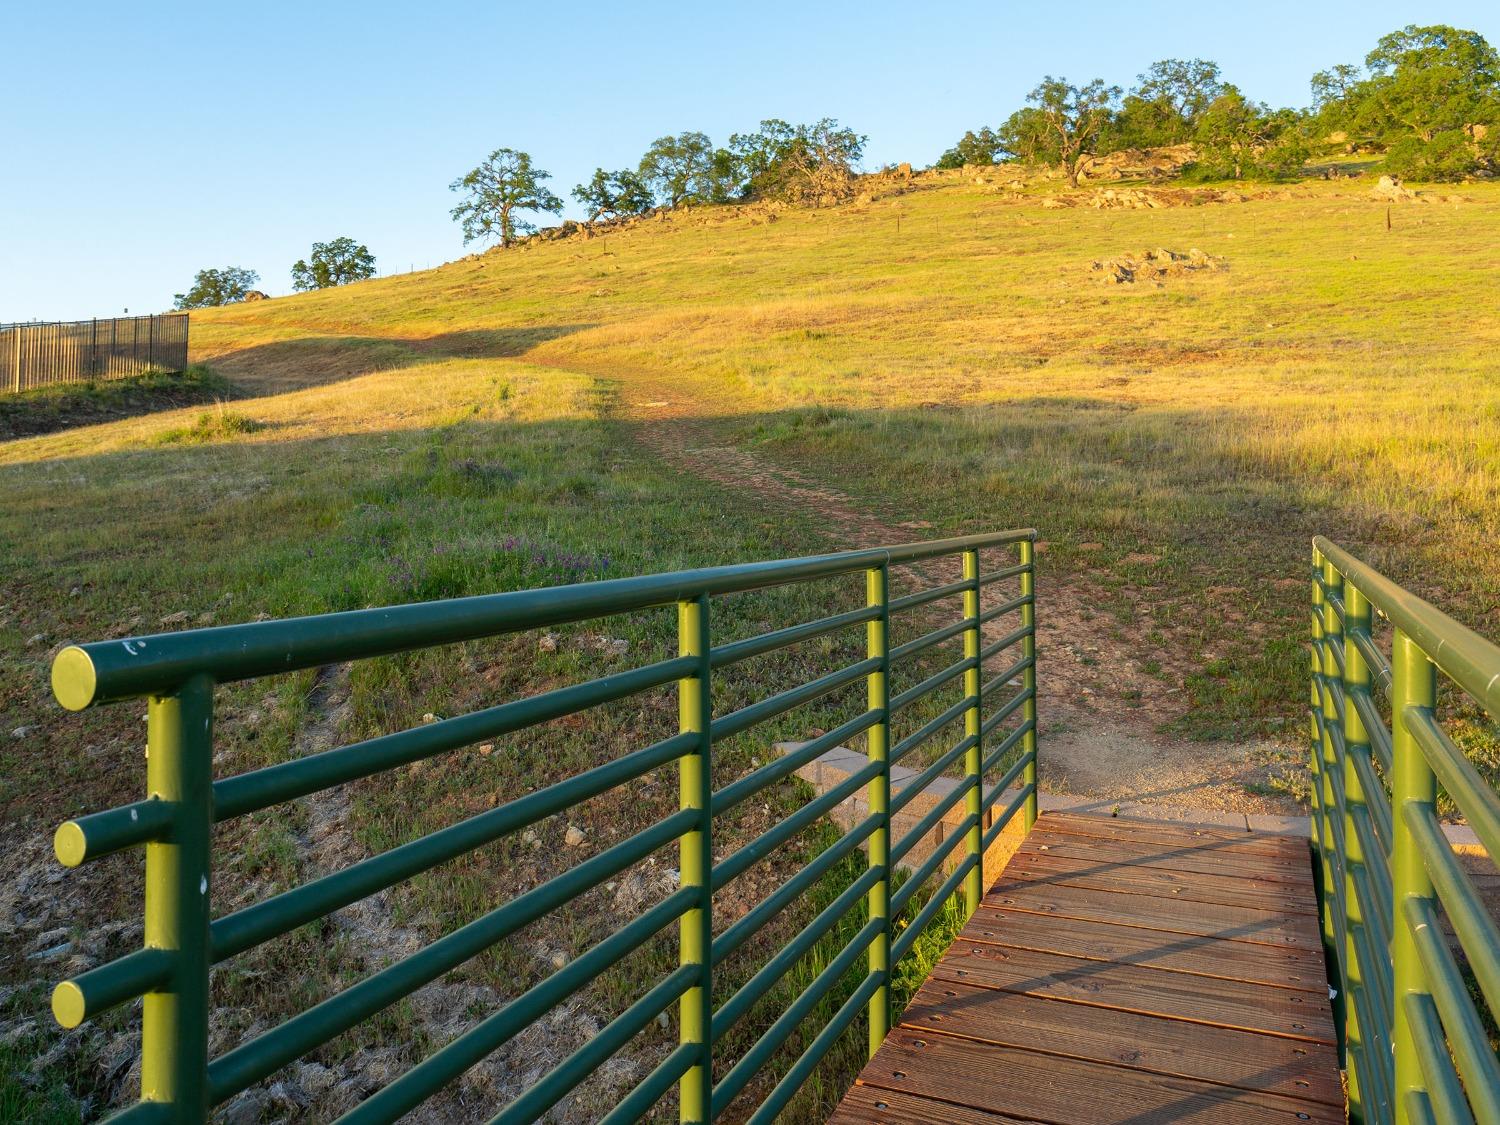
[{"left": 450, "top": 149, "right": 563, "bottom": 248}]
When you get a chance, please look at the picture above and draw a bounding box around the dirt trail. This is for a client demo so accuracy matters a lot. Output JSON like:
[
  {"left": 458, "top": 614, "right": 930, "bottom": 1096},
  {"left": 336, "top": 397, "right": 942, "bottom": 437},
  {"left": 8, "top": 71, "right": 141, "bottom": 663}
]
[{"left": 603, "top": 366, "right": 1302, "bottom": 818}]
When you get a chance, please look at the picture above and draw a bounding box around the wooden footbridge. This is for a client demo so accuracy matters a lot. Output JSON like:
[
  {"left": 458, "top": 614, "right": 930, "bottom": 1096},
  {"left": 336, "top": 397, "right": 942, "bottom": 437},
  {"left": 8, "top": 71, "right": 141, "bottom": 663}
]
[
  {"left": 36, "top": 532, "right": 1500, "bottom": 1123},
  {"left": 832, "top": 809, "right": 1343, "bottom": 1124}
]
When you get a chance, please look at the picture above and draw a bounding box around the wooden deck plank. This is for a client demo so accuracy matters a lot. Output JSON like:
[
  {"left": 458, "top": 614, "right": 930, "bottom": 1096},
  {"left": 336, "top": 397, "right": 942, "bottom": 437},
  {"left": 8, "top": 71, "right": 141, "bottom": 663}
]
[
  {"left": 831, "top": 811, "right": 1343, "bottom": 1123},
  {"left": 927, "top": 941, "right": 1334, "bottom": 1042},
  {"left": 902, "top": 979, "right": 1344, "bottom": 1107},
  {"left": 1001, "top": 850, "right": 1322, "bottom": 915},
  {"left": 967, "top": 905, "right": 1328, "bottom": 992},
  {"left": 828, "top": 1084, "right": 1043, "bottom": 1124},
  {"left": 985, "top": 877, "right": 1323, "bottom": 948},
  {"left": 1026, "top": 829, "right": 1314, "bottom": 880},
  {"left": 855, "top": 1029, "right": 1346, "bottom": 1125},
  {"left": 1043, "top": 810, "right": 1304, "bottom": 855}
]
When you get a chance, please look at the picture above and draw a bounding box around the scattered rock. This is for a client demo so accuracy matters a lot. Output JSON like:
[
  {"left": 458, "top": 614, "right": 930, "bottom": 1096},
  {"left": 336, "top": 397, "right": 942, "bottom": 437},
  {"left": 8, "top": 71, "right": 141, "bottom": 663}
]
[
  {"left": 240, "top": 290, "right": 271, "bottom": 302},
  {"left": 589, "top": 635, "right": 629, "bottom": 658},
  {"left": 476, "top": 742, "right": 495, "bottom": 756},
  {"left": 1090, "top": 247, "right": 1225, "bottom": 286},
  {"left": 564, "top": 825, "right": 586, "bottom": 847},
  {"left": 1371, "top": 174, "right": 1429, "bottom": 203},
  {"left": 221, "top": 1089, "right": 269, "bottom": 1125},
  {"left": 26, "top": 632, "right": 47, "bottom": 646},
  {"left": 158, "top": 610, "right": 192, "bottom": 627},
  {"left": 11, "top": 726, "right": 35, "bottom": 739},
  {"left": 538, "top": 632, "right": 560, "bottom": 653}
]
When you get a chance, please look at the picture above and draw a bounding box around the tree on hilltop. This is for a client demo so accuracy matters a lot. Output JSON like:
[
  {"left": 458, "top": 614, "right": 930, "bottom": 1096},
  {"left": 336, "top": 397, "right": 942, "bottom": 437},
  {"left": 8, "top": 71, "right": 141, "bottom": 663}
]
[
  {"left": 1111, "top": 59, "right": 1225, "bottom": 148},
  {"left": 1001, "top": 77, "right": 1120, "bottom": 186},
  {"left": 1312, "top": 25, "right": 1500, "bottom": 179},
  {"left": 1191, "top": 89, "right": 1307, "bottom": 180},
  {"left": 637, "top": 132, "right": 739, "bottom": 208},
  {"left": 1310, "top": 63, "right": 1364, "bottom": 135},
  {"left": 450, "top": 149, "right": 563, "bottom": 248},
  {"left": 290, "top": 238, "right": 375, "bottom": 291},
  {"left": 572, "top": 168, "right": 654, "bottom": 227},
  {"left": 174, "top": 266, "right": 260, "bottom": 309},
  {"left": 729, "top": 119, "right": 867, "bottom": 203},
  {"left": 935, "top": 127, "right": 1002, "bottom": 168}
]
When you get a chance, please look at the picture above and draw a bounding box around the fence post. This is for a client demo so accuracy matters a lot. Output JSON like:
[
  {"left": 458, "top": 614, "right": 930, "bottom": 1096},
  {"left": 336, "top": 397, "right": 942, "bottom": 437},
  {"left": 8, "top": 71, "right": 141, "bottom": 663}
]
[
  {"left": 962, "top": 549, "right": 983, "bottom": 914},
  {"left": 90, "top": 318, "right": 98, "bottom": 380},
  {"left": 10, "top": 325, "right": 19, "bottom": 394},
  {"left": 1341, "top": 580, "right": 1373, "bottom": 1123},
  {"left": 865, "top": 563, "right": 891, "bottom": 1057},
  {"left": 677, "top": 595, "right": 712, "bottom": 1124},
  {"left": 1019, "top": 538, "right": 1038, "bottom": 831},
  {"left": 1390, "top": 630, "right": 1436, "bottom": 1125},
  {"left": 141, "top": 674, "right": 214, "bottom": 1121}
]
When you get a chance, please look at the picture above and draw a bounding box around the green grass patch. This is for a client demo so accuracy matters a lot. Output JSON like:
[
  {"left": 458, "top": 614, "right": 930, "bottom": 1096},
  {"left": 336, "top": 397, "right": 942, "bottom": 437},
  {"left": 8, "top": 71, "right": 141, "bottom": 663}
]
[{"left": 0, "top": 365, "right": 231, "bottom": 441}]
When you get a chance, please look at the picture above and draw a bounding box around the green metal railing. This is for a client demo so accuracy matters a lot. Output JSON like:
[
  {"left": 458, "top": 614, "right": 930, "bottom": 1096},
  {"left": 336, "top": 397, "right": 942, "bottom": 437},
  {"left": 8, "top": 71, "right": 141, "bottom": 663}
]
[
  {"left": 1309, "top": 537, "right": 1500, "bottom": 1125},
  {"left": 45, "top": 530, "right": 1039, "bottom": 1123}
]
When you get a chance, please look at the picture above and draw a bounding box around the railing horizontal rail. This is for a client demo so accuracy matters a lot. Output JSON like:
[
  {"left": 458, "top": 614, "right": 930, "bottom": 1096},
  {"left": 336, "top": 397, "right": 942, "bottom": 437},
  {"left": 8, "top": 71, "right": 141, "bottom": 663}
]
[
  {"left": 982, "top": 785, "right": 1035, "bottom": 852},
  {"left": 888, "top": 577, "right": 971, "bottom": 614},
  {"left": 890, "top": 653, "right": 974, "bottom": 713},
  {"left": 42, "top": 528, "right": 1041, "bottom": 1123},
  {"left": 712, "top": 871, "right": 884, "bottom": 1047},
  {"left": 890, "top": 692, "right": 973, "bottom": 766},
  {"left": 709, "top": 604, "right": 878, "bottom": 669},
  {"left": 890, "top": 734, "right": 976, "bottom": 819},
  {"left": 55, "top": 531, "right": 1034, "bottom": 708},
  {"left": 211, "top": 744, "right": 695, "bottom": 962},
  {"left": 334, "top": 901, "right": 698, "bottom": 1125},
  {"left": 892, "top": 854, "right": 977, "bottom": 963},
  {"left": 711, "top": 917, "right": 883, "bottom": 1116},
  {"left": 713, "top": 813, "right": 882, "bottom": 969},
  {"left": 1315, "top": 536, "right": 1500, "bottom": 713},
  {"left": 890, "top": 615, "right": 974, "bottom": 665},
  {"left": 712, "top": 760, "right": 882, "bottom": 891},
  {"left": 1309, "top": 537, "right": 1500, "bottom": 1125},
  {"left": 211, "top": 658, "right": 695, "bottom": 822},
  {"left": 207, "top": 816, "right": 696, "bottom": 1101},
  {"left": 711, "top": 657, "right": 880, "bottom": 742},
  {"left": 891, "top": 816, "right": 976, "bottom": 916},
  {"left": 711, "top": 708, "right": 881, "bottom": 816}
]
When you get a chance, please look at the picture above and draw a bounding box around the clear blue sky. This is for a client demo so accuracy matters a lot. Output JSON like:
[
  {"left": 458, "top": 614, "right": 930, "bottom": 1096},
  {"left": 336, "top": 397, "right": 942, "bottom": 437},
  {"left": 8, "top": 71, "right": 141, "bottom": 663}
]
[{"left": 2, "top": 1, "right": 1493, "bottom": 320}]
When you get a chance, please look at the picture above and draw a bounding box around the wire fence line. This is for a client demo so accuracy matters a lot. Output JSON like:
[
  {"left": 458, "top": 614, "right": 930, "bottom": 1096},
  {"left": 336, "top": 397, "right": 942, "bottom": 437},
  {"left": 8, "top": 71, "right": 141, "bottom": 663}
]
[{"left": 1, "top": 312, "right": 189, "bottom": 394}]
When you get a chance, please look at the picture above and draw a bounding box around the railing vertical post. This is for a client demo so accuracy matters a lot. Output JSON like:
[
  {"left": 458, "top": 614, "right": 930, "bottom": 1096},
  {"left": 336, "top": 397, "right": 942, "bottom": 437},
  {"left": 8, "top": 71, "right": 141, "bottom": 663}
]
[
  {"left": 1019, "top": 538, "right": 1038, "bottom": 832},
  {"left": 1341, "top": 580, "right": 1374, "bottom": 1123},
  {"left": 1320, "top": 559, "right": 1349, "bottom": 1058},
  {"left": 677, "top": 595, "right": 712, "bottom": 1124},
  {"left": 1310, "top": 548, "right": 1338, "bottom": 983},
  {"left": 1390, "top": 629, "right": 1436, "bottom": 1125},
  {"left": 140, "top": 674, "right": 214, "bottom": 1122},
  {"left": 865, "top": 563, "right": 891, "bottom": 1058},
  {"left": 962, "top": 549, "right": 983, "bottom": 914}
]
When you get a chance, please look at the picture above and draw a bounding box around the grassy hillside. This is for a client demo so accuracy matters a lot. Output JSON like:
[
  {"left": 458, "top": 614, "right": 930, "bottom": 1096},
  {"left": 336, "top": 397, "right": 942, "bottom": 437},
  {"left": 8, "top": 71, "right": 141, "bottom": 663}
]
[{"left": 3, "top": 170, "right": 1498, "bottom": 1121}]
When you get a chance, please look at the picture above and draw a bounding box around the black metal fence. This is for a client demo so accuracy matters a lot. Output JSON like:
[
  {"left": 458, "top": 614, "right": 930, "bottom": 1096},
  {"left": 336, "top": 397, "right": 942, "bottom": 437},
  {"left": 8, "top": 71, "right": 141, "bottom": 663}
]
[{"left": 1, "top": 313, "right": 189, "bottom": 394}]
